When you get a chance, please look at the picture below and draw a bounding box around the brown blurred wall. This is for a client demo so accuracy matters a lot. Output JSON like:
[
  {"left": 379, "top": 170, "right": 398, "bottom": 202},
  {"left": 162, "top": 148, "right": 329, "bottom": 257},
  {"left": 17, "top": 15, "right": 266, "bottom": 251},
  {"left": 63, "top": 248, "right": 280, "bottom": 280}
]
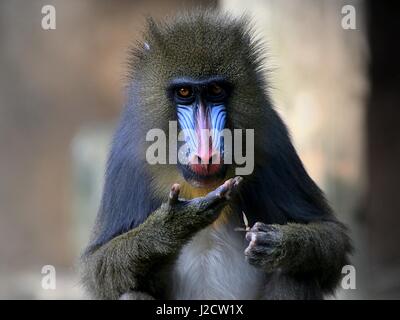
[
  {"left": 0, "top": 0, "right": 216, "bottom": 273},
  {"left": 366, "top": 0, "right": 400, "bottom": 298}
]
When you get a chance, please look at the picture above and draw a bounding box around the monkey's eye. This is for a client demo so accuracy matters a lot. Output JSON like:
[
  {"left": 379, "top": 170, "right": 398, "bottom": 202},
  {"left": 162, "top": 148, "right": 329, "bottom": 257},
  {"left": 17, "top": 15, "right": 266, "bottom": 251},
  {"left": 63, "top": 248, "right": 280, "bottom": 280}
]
[
  {"left": 207, "top": 83, "right": 225, "bottom": 98},
  {"left": 176, "top": 87, "right": 193, "bottom": 99}
]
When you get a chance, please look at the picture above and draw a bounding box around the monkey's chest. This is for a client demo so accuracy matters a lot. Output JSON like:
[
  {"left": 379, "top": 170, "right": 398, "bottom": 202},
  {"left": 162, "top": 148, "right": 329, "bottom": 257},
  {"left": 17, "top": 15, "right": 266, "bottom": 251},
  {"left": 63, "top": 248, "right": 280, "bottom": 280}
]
[{"left": 166, "top": 226, "right": 265, "bottom": 300}]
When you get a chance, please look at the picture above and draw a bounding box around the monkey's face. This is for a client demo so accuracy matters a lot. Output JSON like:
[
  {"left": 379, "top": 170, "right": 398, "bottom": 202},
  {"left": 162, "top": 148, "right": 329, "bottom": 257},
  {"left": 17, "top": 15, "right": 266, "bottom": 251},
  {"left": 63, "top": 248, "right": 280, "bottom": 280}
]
[
  {"left": 130, "top": 13, "right": 269, "bottom": 191},
  {"left": 168, "top": 77, "right": 231, "bottom": 187}
]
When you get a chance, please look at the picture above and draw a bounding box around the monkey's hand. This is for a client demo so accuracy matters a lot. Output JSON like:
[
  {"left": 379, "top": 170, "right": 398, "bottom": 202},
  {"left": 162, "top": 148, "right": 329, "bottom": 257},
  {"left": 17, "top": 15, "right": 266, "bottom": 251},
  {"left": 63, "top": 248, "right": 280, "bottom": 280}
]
[
  {"left": 244, "top": 221, "right": 351, "bottom": 293},
  {"left": 164, "top": 176, "right": 243, "bottom": 237},
  {"left": 82, "top": 176, "right": 242, "bottom": 299},
  {"left": 244, "top": 222, "right": 284, "bottom": 273}
]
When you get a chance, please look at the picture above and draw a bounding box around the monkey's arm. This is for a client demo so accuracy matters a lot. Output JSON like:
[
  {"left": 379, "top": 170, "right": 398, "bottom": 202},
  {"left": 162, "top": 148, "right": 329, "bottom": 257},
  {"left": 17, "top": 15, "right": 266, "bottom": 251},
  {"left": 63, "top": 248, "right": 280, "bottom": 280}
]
[
  {"left": 82, "top": 178, "right": 241, "bottom": 300},
  {"left": 245, "top": 220, "right": 351, "bottom": 294},
  {"left": 82, "top": 205, "right": 187, "bottom": 300}
]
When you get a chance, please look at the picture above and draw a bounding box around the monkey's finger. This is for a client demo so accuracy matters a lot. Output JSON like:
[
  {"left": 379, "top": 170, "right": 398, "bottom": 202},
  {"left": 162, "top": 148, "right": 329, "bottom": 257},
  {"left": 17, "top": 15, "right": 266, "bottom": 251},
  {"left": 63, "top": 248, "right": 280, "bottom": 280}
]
[
  {"left": 244, "top": 245, "right": 276, "bottom": 268},
  {"left": 245, "top": 233, "right": 278, "bottom": 254},
  {"left": 245, "top": 230, "right": 283, "bottom": 246},
  {"left": 245, "top": 243, "right": 276, "bottom": 257},
  {"left": 168, "top": 183, "right": 181, "bottom": 206},
  {"left": 212, "top": 178, "right": 234, "bottom": 198},
  {"left": 226, "top": 176, "right": 243, "bottom": 199},
  {"left": 245, "top": 254, "right": 262, "bottom": 267},
  {"left": 250, "top": 222, "right": 280, "bottom": 234},
  {"left": 206, "top": 176, "right": 242, "bottom": 201},
  {"left": 250, "top": 222, "right": 269, "bottom": 232},
  {"left": 189, "top": 177, "right": 242, "bottom": 212},
  {"left": 195, "top": 179, "right": 232, "bottom": 209},
  {"left": 195, "top": 178, "right": 235, "bottom": 211}
]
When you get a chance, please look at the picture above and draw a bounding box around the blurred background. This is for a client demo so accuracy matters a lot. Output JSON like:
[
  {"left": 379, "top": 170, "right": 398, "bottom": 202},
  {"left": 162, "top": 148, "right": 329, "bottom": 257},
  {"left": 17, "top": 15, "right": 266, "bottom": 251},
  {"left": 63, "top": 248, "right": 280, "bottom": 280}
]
[{"left": 0, "top": 0, "right": 398, "bottom": 299}]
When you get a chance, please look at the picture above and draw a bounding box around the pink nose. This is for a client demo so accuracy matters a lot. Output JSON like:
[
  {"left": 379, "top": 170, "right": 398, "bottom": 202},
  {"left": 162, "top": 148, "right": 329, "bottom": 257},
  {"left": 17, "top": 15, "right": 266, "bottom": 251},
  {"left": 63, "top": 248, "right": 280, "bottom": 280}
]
[
  {"left": 189, "top": 152, "right": 222, "bottom": 175},
  {"left": 189, "top": 100, "right": 223, "bottom": 175}
]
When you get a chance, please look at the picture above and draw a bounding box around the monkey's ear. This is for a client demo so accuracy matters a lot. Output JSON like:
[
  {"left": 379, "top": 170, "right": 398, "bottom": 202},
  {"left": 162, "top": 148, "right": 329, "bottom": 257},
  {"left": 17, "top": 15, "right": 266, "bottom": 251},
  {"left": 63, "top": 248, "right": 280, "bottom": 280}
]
[
  {"left": 146, "top": 16, "right": 162, "bottom": 39},
  {"left": 146, "top": 16, "right": 157, "bottom": 31},
  {"left": 127, "top": 40, "right": 148, "bottom": 63}
]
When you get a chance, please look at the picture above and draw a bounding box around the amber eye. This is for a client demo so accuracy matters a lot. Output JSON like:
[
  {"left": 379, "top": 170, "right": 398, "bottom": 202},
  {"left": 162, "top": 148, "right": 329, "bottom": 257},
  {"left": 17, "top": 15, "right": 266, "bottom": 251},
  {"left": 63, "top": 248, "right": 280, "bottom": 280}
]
[
  {"left": 208, "top": 83, "right": 223, "bottom": 96},
  {"left": 177, "top": 87, "right": 192, "bottom": 98}
]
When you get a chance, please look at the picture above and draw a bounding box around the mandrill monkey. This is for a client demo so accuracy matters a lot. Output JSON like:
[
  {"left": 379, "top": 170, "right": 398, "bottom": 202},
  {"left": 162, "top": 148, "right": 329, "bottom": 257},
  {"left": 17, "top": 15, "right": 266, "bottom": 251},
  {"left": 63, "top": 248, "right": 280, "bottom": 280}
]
[{"left": 81, "top": 11, "right": 351, "bottom": 300}]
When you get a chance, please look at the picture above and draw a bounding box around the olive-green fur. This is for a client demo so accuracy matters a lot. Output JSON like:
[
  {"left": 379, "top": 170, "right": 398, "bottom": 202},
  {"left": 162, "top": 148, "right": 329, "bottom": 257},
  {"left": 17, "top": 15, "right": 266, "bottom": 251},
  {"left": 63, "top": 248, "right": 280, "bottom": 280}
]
[
  {"left": 82, "top": 190, "right": 230, "bottom": 299},
  {"left": 81, "top": 11, "right": 352, "bottom": 300}
]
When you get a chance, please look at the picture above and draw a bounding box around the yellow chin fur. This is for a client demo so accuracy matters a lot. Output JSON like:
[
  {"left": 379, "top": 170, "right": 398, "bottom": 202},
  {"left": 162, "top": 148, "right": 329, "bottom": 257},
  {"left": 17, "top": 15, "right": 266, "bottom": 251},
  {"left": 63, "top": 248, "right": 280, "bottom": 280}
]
[
  {"left": 179, "top": 181, "right": 233, "bottom": 228},
  {"left": 150, "top": 167, "right": 232, "bottom": 228}
]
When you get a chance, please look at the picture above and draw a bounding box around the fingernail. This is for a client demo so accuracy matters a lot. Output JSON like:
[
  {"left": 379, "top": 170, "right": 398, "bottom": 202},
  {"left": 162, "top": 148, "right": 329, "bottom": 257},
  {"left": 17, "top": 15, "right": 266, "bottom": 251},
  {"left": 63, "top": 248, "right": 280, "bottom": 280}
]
[{"left": 245, "top": 232, "right": 252, "bottom": 241}]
